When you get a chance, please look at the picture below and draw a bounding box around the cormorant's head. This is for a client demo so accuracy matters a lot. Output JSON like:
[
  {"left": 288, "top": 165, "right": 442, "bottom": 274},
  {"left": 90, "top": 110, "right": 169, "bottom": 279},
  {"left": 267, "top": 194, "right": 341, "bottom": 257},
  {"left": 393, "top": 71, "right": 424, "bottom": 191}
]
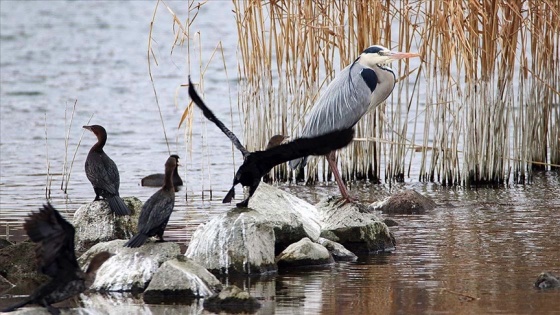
[
  {"left": 357, "top": 45, "right": 419, "bottom": 68},
  {"left": 83, "top": 125, "right": 107, "bottom": 138}
]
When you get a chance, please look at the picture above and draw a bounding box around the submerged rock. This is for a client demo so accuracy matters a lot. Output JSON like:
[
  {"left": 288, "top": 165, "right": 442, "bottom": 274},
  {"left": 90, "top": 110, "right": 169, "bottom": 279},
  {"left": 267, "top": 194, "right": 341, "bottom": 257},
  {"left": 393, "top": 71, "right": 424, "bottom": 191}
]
[
  {"left": 143, "top": 256, "right": 222, "bottom": 303},
  {"left": 371, "top": 189, "right": 436, "bottom": 214},
  {"left": 203, "top": 285, "right": 260, "bottom": 314},
  {"left": 534, "top": 272, "right": 560, "bottom": 289},
  {"left": 317, "top": 237, "right": 357, "bottom": 262},
  {"left": 79, "top": 239, "right": 180, "bottom": 292},
  {"left": 318, "top": 197, "right": 396, "bottom": 254},
  {"left": 276, "top": 237, "right": 334, "bottom": 268},
  {"left": 186, "top": 183, "right": 322, "bottom": 275},
  {"left": 73, "top": 197, "right": 142, "bottom": 251}
]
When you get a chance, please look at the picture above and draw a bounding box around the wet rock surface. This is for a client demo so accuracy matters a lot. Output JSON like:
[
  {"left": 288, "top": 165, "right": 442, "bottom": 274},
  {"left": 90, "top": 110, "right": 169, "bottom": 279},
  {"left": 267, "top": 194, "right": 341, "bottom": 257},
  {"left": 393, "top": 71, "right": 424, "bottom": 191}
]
[
  {"left": 186, "top": 183, "right": 323, "bottom": 275},
  {"left": 318, "top": 197, "right": 396, "bottom": 254},
  {"left": 276, "top": 237, "right": 334, "bottom": 268},
  {"left": 185, "top": 207, "right": 277, "bottom": 275},
  {"left": 73, "top": 197, "right": 142, "bottom": 251},
  {"left": 317, "top": 237, "right": 357, "bottom": 262},
  {"left": 143, "top": 256, "right": 222, "bottom": 303},
  {"left": 79, "top": 239, "right": 180, "bottom": 292},
  {"left": 535, "top": 272, "right": 560, "bottom": 289},
  {"left": 372, "top": 189, "right": 436, "bottom": 214},
  {"left": 203, "top": 285, "right": 260, "bottom": 314}
]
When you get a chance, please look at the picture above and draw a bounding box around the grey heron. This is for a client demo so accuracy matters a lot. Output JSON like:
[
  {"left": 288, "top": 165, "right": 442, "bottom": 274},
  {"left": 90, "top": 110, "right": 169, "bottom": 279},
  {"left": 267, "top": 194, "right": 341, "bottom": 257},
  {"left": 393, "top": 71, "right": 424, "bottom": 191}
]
[{"left": 289, "top": 45, "right": 420, "bottom": 201}]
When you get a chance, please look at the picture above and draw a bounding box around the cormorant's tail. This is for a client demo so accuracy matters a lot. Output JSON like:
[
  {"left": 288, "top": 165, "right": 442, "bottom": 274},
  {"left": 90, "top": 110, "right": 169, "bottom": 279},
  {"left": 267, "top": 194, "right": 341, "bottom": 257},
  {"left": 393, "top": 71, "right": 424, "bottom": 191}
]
[
  {"left": 1, "top": 298, "right": 31, "bottom": 313},
  {"left": 107, "top": 196, "right": 130, "bottom": 216},
  {"left": 124, "top": 233, "right": 148, "bottom": 248}
]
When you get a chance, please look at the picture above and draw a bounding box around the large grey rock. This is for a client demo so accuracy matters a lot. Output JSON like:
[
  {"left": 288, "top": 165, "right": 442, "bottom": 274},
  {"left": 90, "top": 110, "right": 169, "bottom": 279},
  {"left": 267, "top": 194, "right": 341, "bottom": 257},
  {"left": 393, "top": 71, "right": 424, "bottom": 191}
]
[
  {"left": 185, "top": 183, "right": 322, "bottom": 275},
  {"left": 185, "top": 208, "right": 277, "bottom": 275},
  {"left": 203, "top": 285, "right": 260, "bottom": 314},
  {"left": 143, "top": 257, "right": 222, "bottom": 303},
  {"left": 79, "top": 240, "right": 180, "bottom": 292},
  {"left": 248, "top": 182, "right": 322, "bottom": 243},
  {"left": 318, "top": 197, "right": 396, "bottom": 254},
  {"left": 73, "top": 197, "right": 142, "bottom": 251},
  {"left": 317, "top": 237, "right": 357, "bottom": 262},
  {"left": 372, "top": 189, "right": 436, "bottom": 214},
  {"left": 276, "top": 237, "right": 334, "bottom": 268}
]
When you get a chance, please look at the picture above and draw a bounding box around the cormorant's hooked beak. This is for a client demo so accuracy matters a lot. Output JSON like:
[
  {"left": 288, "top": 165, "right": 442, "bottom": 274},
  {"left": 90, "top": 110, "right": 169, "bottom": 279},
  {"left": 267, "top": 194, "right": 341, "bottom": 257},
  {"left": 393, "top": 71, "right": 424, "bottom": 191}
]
[{"left": 83, "top": 125, "right": 93, "bottom": 131}]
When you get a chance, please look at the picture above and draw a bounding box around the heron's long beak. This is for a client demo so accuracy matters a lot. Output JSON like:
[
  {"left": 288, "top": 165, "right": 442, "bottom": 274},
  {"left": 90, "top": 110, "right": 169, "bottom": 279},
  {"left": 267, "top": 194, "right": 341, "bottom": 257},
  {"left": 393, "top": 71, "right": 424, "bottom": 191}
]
[{"left": 388, "top": 51, "right": 420, "bottom": 60}]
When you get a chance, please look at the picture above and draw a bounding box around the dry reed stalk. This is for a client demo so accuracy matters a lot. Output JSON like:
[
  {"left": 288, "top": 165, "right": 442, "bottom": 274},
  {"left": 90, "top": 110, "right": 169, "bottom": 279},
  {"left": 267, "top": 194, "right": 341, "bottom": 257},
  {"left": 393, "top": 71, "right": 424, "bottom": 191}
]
[{"left": 232, "top": 0, "right": 559, "bottom": 186}]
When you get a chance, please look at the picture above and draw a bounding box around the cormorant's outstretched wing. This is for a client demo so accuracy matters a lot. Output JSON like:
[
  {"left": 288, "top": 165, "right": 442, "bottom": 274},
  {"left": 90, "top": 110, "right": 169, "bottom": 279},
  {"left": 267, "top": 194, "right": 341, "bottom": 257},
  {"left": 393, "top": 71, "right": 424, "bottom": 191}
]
[
  {"left": 251, "top": 127, "right": 355, "bottom": 173},
  {"left": 188, "top": 76, "right": 250, "bottom": 158},
  {"left": 23, "top": 203, "right": 79, "bottom": 277}
]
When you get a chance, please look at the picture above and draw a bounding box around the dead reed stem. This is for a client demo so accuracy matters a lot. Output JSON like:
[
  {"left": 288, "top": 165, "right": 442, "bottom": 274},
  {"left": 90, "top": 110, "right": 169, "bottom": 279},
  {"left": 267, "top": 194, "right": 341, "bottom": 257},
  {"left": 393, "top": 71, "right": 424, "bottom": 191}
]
[{"left": 233, "top": 0, "right": 559, "bottom": 185}]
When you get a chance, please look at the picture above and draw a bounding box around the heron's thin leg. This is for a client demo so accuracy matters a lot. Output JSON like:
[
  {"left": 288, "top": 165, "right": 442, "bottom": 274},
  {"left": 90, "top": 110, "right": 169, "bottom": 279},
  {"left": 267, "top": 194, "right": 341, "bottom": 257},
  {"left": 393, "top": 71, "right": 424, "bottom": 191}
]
[{"left": 326, "top": 151, "right": 353, "bottom": 202}]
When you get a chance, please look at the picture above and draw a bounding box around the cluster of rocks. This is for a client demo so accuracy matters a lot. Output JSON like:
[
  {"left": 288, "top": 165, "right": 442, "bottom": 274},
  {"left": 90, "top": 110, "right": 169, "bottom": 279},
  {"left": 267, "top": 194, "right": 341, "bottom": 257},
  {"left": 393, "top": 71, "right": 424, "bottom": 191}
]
[{"left": 1, "top": 183, "right": 441, "bottom": 313}]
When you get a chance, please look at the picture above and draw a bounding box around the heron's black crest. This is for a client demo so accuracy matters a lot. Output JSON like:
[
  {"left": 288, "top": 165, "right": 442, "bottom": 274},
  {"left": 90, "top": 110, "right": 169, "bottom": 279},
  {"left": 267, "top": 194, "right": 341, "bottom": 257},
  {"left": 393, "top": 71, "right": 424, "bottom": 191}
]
[
  {"left": 363, "top": 45, "right": 384, "bottom": 54},
  {"left": 360, "top": 68, "right": 378, "bottom": 92}
]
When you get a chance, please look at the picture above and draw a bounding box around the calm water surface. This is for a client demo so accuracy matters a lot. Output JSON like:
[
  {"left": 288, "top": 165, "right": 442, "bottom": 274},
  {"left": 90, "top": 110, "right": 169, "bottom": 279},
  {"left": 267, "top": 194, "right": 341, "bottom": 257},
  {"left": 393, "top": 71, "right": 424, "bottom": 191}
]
[{"left": 1, "top": 1, "right": 559, "bottom": 314}]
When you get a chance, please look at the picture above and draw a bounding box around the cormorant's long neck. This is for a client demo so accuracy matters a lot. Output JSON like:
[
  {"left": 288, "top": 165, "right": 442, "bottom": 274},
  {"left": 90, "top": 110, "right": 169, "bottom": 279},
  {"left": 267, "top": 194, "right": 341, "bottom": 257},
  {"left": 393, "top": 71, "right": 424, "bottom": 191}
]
[{"left": 91, "top": 133, "right": 107, "bottom": 152}]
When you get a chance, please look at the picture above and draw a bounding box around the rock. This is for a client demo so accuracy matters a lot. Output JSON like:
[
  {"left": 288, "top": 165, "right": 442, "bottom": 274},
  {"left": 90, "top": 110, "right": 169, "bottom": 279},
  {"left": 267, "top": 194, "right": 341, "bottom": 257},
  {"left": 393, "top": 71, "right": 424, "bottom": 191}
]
[
  {"left": 203, "top": 285, "right": 260, "bottom": 314},
  {"left": 0, "top": 238, "right": 13, "bottom": 250},
  {"left": 73, "top": 197, "right": 142, "bottom": 252},
  {"left": 276, "top": 237, "right": 334, "bottom": 268},
  {"left": 535, "top": 272, "right": 560, "bottom": 289},
  {"left": 383, "top": 218, "right": 399, "bottom": 227},
  {"left": 186, "top": 183, "right": 323, "bottom": 275},
  {"left": 0, "top": 274, "right": 14, "bottom": 290},
  {"left": 317, "top": 237, "right": 357, "bottom": 262},
  {"left": 371, "top": 189, "right": 436, "bottom": 214},
  {"left": 317, "top": 197, "right": 396, "bottom": 254},
  {"left": 247, "top": 182, "right": 322, "bottom": 245},
  {"left": 78, "top": 240, "right": 180, "bottom": 292},
  {"left": 143, "top": 257, "right": 222, "bottom": 303},
  {"left": 185, "top": 208, "right": 277, "bottom": 275},
  {"left": 81, "top": 291, "right": 205, "bottom": 314},
  {"left": 0, "top": 241, "right": 48, "bottom": 285}
]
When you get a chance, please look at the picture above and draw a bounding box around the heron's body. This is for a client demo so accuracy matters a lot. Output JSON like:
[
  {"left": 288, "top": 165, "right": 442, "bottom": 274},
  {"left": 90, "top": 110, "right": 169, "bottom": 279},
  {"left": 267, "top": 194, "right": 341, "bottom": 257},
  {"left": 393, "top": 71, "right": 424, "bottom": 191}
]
[{"left": 289, "top": 45, "right": 419, "bottom": 200}]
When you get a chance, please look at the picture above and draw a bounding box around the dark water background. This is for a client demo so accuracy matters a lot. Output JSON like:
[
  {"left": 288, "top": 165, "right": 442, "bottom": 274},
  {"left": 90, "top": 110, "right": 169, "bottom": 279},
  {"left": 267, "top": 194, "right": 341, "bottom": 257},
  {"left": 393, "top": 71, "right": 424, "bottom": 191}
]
[{"left": 1, "top": 1, "right": 559, "bottom": 314}]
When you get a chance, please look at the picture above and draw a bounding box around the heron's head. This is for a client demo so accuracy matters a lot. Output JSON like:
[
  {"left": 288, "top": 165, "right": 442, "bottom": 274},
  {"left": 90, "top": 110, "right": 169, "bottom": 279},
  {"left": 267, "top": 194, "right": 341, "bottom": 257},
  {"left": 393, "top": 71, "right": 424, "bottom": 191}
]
[{"left": 357, "top": 45, "right": 419, "bottom": 68}]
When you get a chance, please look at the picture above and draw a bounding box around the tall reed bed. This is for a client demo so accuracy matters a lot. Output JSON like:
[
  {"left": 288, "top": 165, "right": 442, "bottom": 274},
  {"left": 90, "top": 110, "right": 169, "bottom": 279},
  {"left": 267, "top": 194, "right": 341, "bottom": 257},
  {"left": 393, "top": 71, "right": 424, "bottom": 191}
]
[{"left": 233, "top": 0, "right": 559, "bottom": 185}]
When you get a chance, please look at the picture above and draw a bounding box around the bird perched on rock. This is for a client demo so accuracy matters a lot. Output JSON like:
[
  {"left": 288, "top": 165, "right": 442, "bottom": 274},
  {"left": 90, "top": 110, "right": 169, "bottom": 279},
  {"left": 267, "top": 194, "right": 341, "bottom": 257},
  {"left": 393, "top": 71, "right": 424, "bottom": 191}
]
[
  {"left": 124, "top": 155, "right": 177, "bottom": 248},
  {"left": 188, "top": 77, "right": 355, "bottom": 207},
  {"left": 140, "top": 154, "right": 183, "bottom": 190},
  {"left": 289, "top": 45, "right": 420, "bottom": 202},
  {"left": 1, "top": 203, "right": 112, "bottom": 315},
  {"left": 83, "top": 125, "right": 130, "bottom": 215}
]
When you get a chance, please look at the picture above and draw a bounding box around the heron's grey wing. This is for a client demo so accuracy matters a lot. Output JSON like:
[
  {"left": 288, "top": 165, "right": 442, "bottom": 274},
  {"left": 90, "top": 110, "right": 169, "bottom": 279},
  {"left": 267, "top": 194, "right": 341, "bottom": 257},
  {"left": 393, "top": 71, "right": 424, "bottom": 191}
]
[
  {"left": 254, "top": 128, "right": 354, "bottom": 173},
  {"left": 300, "top": 64, "right": 373, "bottom": 138},
  {"left": 188, "top": 77, "right": 250, "bottom": 157}
]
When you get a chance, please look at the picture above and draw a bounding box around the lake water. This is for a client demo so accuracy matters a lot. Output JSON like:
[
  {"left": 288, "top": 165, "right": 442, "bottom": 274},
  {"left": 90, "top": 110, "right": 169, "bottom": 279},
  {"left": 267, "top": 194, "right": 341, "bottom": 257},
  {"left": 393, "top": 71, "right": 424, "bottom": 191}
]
[{"left": 1, "top": 1, "right": 559, "bottom": 314}]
